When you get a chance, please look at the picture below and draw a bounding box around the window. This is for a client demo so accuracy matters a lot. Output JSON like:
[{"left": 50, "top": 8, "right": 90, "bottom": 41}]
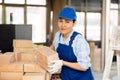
[
  {"left": 4, "top": 0, "right": 25, "bottom": 4},
  {"left": 6, "top": 7, "right": 24, "bottom": 24},
  {"left": 66, "top": 0, "right": 102, "bottom": 42},
  {"left": 110, "top": 10, "right": 118, "bottom": 26},
  {"left": 87, "top": 13, "right": 101, "bottom": 41},
  {"left": 110, "top": 0, "right": 118, "bottom": 26},
  {"left": 74, "top": 12, "right": 85, "bottom": 37},
  {"left": 1, "top": 0, "right": 47, "bottom": 43},
  {"left": 109, "top": 0, "right": 119, "bottom": 38},
  {"left": 27, "top": 7, "right": 46, "bottom": 43},
  {"left": 27, "top": 0, "right": 46, "bottom": 5},
  {"left": 0, "top": 0, "right": 2, "bottom": 3}
]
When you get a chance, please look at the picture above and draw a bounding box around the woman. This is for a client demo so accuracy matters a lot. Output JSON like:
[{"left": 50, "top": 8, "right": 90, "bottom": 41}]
[{"left": 49, "top": 7, "right": 94, "bottom": 80}]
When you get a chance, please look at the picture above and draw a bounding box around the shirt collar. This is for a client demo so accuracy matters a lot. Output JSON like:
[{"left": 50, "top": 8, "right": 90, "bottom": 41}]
[{"left": 60, "top": 30, "right": 74, "bottom": 45}]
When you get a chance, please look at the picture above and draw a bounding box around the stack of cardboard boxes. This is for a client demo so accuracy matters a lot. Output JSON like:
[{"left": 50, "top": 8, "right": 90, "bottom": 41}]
[
  {"left": 89, "top": 42, "right": 102, "bottom": 72},
  {"left": 0, "top": 52, "right": 23, "bottom": 80},
  {"left": 13, "top": 40, "right": 35, "bottom": 53},
  {"left": 0, "top": 40, "right": 60, "bottom": 80}
]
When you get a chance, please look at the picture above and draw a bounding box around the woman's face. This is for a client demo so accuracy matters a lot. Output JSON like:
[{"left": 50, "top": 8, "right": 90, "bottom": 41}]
[{"left": 57, "top": 18, "right": 74, "bottom": 37}]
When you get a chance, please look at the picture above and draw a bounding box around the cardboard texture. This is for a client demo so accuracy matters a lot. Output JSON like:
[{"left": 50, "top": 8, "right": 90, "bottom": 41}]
[
  {"left": 15, "top": 52, "right": 36, "bottom": 63},
  {"left": 89, "top": 42, "right": 102, "bottom": 72},
  {"left": 14, "top": 47, "right": 34, "bottom": 53},
  {"left": 0, "top": 52, "right": 15, "bottom": 65},
  {"left": 13, "top": 39, "right": 34, "bottom": 48},
  {"left": 0, "top": 62, "right": 23, "bottom": 72},
  {"left": 24, "top": 63, "right": 46, "bottom": 73},
  {"left": 0, "top": 72, "right": 23, "bottom": 80},
  {"left": 23, "top": 72, "right": 46, "bottom": 80},
  {"left": 45, "top": 72, "right": 52, "bottom": 80},
  {"left": 93, "top": 48, "right": 101, "bottom": 72},
  {"left": 37, "top": 46, "right": 59, "bottom": 70},
  {"left": 0, "top": 43, "right": 60, "bottom": 80}
]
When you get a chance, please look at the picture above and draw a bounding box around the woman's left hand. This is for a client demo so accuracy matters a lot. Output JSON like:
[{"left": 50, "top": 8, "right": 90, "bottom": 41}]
[{"left": 48, "top": 60, "right": 63, "bottom": 74}]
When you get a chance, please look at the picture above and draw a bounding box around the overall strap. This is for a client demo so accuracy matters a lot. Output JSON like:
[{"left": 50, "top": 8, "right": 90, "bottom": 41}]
[{"left": 69, "top": 31, "right": 79, "bottom": 46}]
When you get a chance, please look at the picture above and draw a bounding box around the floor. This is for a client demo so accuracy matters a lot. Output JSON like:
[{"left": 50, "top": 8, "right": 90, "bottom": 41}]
[{"left": 93, "top": 62, "right": 118, "bottom": 80}]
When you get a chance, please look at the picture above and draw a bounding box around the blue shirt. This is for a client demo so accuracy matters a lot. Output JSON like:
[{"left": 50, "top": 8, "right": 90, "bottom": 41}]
[{"left": 52, "top": 30, "right": 91, "bottom": 69}]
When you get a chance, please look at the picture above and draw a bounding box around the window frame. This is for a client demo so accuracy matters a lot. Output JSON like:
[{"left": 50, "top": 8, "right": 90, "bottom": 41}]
[{"left": 0, "top": 0, "right": 47, "bottom": 43}]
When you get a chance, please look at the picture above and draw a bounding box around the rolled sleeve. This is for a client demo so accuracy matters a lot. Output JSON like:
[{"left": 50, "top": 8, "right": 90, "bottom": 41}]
[
  {"left": 73, "top": 34, "right": 91, "bottom": 69},
  {"left": 52, "top": 31, "right": 60, "bottom": 50}
]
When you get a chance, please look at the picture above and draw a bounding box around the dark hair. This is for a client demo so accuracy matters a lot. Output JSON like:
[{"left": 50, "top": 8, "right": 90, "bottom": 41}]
[
  {"left": 73, "top": 20, "right": 76, "bottom": 23},
  {"left": 58, "top": 17, "right": 76, "bottom": 23}
]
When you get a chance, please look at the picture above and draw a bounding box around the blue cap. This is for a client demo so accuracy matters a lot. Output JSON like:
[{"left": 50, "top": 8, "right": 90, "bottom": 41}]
[{"left": 58, "top": 7, "right": 77, "bottom": 20}]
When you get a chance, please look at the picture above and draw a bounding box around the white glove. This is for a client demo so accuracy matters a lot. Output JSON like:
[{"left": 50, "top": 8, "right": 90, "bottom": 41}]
[{"left": 48, "top": 60, "right": 63, "bottom": 74}]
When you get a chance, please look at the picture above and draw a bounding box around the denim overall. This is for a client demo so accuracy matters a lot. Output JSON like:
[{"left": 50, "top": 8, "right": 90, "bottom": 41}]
[{"left": 57, "top": 32, "right": 94, "bottom": 80}]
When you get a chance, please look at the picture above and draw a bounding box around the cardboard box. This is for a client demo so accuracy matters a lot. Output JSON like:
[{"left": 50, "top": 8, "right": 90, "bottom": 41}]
[
  {"left": 0, "top": 52, "right": 15, "bottom": 65},
  {"left": 15, "top": 52, "right": 36, "bottom": 63},
  {"left": 37, "top": 46, "right": 59, "bottom": 70},
  {"left": 0, "top": 62, "right": 23, "bottom": 72},
  {"left": 24, "top": 63, "right": 46, "bottom": 73},
  {"left": 23, "top": 72, "right": 46, "bottom": 80},
  {"left": 89, "top": 42, "right": 102, "bottom": 72},
  {"left": 0, "top": 72, "right": 23, "bottom": 80},
  {"left": 14, "top": 47, "right": 34, "bottom": 53},
  {"left": 45, "top": 72, "right": 52, "bottom": 80},
  {"left": 13, "top": 39, "right": 34, "bottom": 48}
]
